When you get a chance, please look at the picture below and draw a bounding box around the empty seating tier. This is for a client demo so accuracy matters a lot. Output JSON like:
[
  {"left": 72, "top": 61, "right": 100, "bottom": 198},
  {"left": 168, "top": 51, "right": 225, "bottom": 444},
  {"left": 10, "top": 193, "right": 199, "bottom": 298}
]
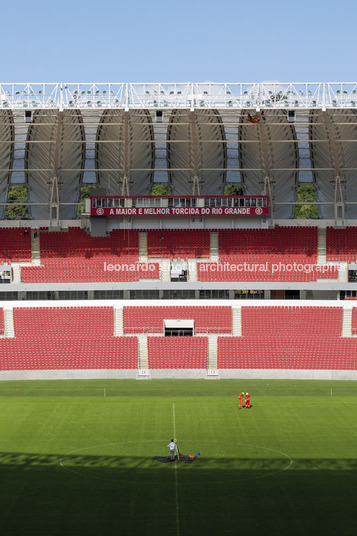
[
  {"left": 352, "top": 308, "right": 357, "bottom": 335},
  {"left": 0, "top": 228, "right": 31, "bottom": 263},
  {"left": 148, "top": 337, "right": 207, "bottom": 369},
  {"left": 147, "top": 230, "right": 210, "bottom": 259},
  {"left": 13, "top": 306, "right": 114, "bottom": 337},
  {"left": 198, "top": 227, "right": 338, "bottom": 282},
  {"left": 21, "top": 228, "right": 159, "bottom": 283},
  {"left": 123, "top": 306, "right": 232, "bottom": 334},
  {"left": 218, "top": 337, "right": 357, "bottom": 370},
  {"left": 242, "top": 306, "right": 343, "bottom": 338},
  {"left": 218, "top": 306, "right": 357, "bottom": 370},
  {"left": 0, "top": 307, "right": 137, "bottom": 370},
  {"left": 326, "top": 227, "right": 357, "bottom": 262},
  {"left": 0, "top": 308, "right": 3, "bottom": 336}
]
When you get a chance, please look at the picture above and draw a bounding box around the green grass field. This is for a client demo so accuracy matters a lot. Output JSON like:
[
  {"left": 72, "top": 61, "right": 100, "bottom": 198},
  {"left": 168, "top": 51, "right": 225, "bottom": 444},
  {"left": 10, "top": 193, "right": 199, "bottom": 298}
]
[{"left": 0, "top": 379, "right": 356, "bottom": 536}]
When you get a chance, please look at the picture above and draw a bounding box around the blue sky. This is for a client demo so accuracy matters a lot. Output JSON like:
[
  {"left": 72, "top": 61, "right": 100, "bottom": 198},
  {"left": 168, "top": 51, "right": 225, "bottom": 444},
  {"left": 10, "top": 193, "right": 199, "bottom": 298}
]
[{"left": 1, "top": 0, "right": 356, "bottom": 82}]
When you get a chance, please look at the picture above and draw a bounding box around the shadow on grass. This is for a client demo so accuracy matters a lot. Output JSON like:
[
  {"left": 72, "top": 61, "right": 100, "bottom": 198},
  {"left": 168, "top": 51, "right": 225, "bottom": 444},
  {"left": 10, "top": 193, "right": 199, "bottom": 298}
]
[{"left": 0, "top": 451, "right": 355, "bottom": 536}]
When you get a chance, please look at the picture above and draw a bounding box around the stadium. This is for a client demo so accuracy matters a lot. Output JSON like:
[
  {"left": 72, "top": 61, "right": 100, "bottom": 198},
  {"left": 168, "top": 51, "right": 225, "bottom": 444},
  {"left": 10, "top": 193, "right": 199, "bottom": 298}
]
[{"left": 0, "top": 82, "right": 356, "bottom": 536}]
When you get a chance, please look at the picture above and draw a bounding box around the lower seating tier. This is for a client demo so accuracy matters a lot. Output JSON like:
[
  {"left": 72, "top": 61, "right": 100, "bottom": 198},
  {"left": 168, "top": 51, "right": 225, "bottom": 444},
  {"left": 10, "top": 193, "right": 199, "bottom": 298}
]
[
  {"left": 148, "top": 337, "right": 207, "bottom": 369},
  {"left": 0, "top": 336, "right": 137, "bottom": 370},
  {"left": 218, "top": 337, "right": 357, "bottom": 370},
  {"left": 352, "top": 308, "right": 357, "bottom": 335},
  {"left": 124, "top": 306, "right": 231, "bottom": 334},
  {"left": 13, "top": 306, "right": 115, "bottom": 337}
]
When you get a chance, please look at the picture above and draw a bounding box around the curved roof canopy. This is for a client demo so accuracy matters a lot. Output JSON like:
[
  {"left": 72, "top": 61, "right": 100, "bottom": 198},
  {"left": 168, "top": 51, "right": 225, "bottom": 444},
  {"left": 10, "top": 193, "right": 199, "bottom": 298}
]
[
  {"left": 167, "top": 109, "right": 226, "bottom": 195},
  {"left": 0, "top": 111, "right": 14, "bottom": 219},
  {"left": 96, "top": 109, "right": 154, "bottom": 196},
  {"left": 0, "top": 98, "right": 357, "bottom": 221},
  {"left": 310, "top": 109, "right": 357, "bottom": 219},
  {"left": 26, "top": 109, "right": 85, "bottom": 219},
  {"left": 239, "top": 110, "right": 298, "bottom": 219}
]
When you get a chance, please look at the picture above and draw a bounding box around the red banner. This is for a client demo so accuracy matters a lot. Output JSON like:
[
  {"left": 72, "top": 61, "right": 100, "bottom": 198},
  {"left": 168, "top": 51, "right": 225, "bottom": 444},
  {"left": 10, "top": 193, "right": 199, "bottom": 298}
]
[{"left": 91, "top": 206, "right": 268, "bottom": 217}]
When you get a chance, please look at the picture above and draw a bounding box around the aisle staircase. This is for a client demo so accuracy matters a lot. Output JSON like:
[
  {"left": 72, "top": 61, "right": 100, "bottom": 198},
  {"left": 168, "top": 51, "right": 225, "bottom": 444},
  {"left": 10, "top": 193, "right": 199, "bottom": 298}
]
[
  {"left": 317, "top": 227, "right": 326, "bottom": 265},
  {"left": 11, "top": 265, "right": 21, "bottom": 284},
  {"left": 32, "top": 230, "right": 41, "bottom": 266},
  {"left": 3, "top": 307, "right": 15, "bottom": 338},
  {"left": 113, "top": 306, "right": 124, "bottom": 336},
  {"left": 137, "top": 335, "right": 149, "bottom": 378},
  {"left": 232, "top": 306, "right": 242, "bottom": 336},
  {"left": 161, "top": 259, "right": 171, "bottom": 282},
  {"left": 341, "top": 307, "right": 352, "bottom": 337},
  {"left": 188, "top": 259, "right": 197, "bottom": 281},
  {"left": 138, "top": 232, "right": 148, "bottom": 263},
  {"left": 210, "top": 232, "right": 219, "bottom": 262},
  {"left": 207, "top": 335, "right": 218, "bottom": 369}
]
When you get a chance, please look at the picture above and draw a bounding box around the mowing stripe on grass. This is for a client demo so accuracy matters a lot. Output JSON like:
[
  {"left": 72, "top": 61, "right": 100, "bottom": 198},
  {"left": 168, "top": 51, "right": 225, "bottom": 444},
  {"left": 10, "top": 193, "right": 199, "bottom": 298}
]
[{"left": 173, "top": 402, "right": 180, "bottom": 536}]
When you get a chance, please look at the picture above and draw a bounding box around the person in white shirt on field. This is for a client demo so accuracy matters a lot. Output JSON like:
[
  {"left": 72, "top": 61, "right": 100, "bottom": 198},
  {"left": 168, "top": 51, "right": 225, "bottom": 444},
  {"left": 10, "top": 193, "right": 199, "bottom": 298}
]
[{"left": 167, "top": 439, "right": 178, "bottom": 461}]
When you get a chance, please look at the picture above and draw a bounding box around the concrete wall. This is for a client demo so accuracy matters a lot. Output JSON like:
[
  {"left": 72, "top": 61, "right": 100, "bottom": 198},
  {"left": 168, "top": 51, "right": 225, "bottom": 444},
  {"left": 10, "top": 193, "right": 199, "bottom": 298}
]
[
  {"left": 0, "top": 368, "right": 356, "bottom": 381},
  {"left": 0, "top": 369, "right": 137, "bottom": 381}
]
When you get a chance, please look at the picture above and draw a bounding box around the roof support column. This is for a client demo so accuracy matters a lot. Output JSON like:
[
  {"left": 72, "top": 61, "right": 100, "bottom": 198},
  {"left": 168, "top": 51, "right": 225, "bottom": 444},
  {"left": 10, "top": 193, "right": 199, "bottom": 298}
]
[
  {"left": 50, "top": 176, "right": 59, "bottom": 226},
  {"left": 322, "top": 111, "right": 345, "bottom": 225},
  {"left": 190, "top": 111, "right": 200, "bottom": 196},
  {"left": 334, "top": 175, "right": 345, "bottom": 224},
  {"left": 122, "top": 110, "right": 130, "bottom": 196},
  {"left": 258, "top": 115, "right": 274, "bottom": 223},
  {"left": 50, "top": 111, "right": 63, "bottom": 226}
]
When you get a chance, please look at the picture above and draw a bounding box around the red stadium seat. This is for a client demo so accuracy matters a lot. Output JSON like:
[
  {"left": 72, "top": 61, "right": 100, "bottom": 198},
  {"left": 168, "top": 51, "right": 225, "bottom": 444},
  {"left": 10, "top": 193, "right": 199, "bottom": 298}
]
[
  {"left": 0, "top": 307, "right": 137, "bottom": 370},
  {"left": 218, "top": 306, "right": 357, "bottom": 370},
  {"left": 198, "top": 227, "right": 338, "bottom": 282},
  {"left": 123, "top": 306, "right": 231, "bottom": 334},
  {"left": 326, "top": 227, "right": 357, "bottom": 262},
  {"left": 21, "top": 228, "right": 159, "bottom": 283},
  {"left": 148, "top": 337, "right": 207, "bottom": 369},
  {"left": 0, "top": 228, "right": 32, "bottom": 263}
]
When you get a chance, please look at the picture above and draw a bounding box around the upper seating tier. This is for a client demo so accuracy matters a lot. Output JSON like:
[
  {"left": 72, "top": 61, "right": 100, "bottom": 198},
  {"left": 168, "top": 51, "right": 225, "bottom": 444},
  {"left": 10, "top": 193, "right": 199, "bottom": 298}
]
[
  {"left": 147, "top": 229, "right": 210, "bottom": 260},
  {"left": 0, "top": 228, "right": 32, "bottom": 263},
  {"left": 326, "top": 227, "right": 357, "bottom": 262},
  {"left": 198, "top": 227, "right": 338, "bottom": 282},
  {"left": 21, "top": 228, "right": 159, "bottom": 283}
]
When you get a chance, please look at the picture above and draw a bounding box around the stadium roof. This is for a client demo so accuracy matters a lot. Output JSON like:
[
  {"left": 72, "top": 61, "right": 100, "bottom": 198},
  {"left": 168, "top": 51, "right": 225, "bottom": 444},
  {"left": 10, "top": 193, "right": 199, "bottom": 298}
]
[
  {"left": 1, "top": 82, "right": 357, "bottom": 222},
  {"left": 1, "top": 82, "right": 357, "bottom": 110}
]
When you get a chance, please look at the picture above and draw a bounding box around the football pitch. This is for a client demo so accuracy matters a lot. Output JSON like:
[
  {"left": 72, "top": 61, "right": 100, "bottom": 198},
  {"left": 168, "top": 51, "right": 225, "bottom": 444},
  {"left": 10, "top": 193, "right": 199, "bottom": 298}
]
[{"left": 0, "top": 379, "right": 356, "bottom": 536}]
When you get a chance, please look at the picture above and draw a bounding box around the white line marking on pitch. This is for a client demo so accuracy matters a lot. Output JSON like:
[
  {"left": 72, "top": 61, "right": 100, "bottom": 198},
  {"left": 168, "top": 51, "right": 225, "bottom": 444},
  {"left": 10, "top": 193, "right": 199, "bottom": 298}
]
[{"left": 173, "top": 403, "right": 180, "bottom": 536}]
